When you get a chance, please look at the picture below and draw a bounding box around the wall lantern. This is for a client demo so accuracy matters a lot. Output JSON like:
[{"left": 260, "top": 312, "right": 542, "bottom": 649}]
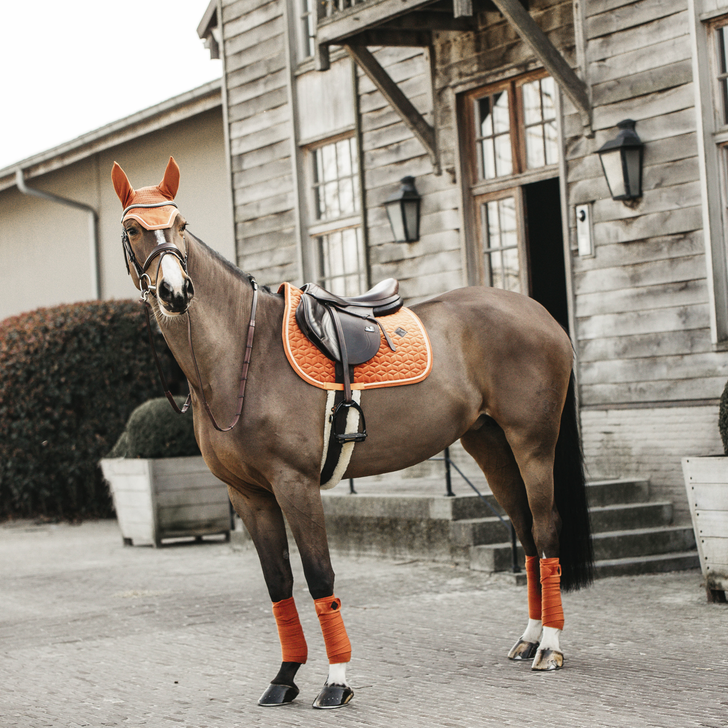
[
  {"left": 384, "top": 176, "right": 421, "bottom": 242},
  {"left": 597, "top": 119, "right": 644, "bottom": 201}
]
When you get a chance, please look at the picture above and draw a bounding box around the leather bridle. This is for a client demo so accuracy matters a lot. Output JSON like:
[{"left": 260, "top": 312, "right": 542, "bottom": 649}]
[
  {"left": 121, "top": 207, "right": 258, "bottom": 432},
  {"left": 121, "top": 203, "right": 188, "bottom": 302}
]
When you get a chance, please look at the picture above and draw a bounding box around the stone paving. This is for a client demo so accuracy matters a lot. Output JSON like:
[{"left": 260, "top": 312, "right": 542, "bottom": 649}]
[{"left": 1, "top": 519, "right": 726, "bottom": 728}]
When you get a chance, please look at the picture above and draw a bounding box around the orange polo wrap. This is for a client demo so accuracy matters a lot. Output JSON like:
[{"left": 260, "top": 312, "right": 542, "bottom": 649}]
[
  {"left": 525, "top": 555, "right": 542, "bottom": 621},
  {"left": 314, "top": 595, "right": 352, "bottom": 664},
  {"left": 272, "top": 597, "right": 308, "bottom": 664},
  {"left": 540, "top": 557, "right": 565, "bottom": 630}
]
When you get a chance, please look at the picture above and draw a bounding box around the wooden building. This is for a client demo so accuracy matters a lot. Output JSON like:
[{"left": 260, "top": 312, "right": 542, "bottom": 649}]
[{"left": 196, "top": 0, "right": 728, "bottom": 521}]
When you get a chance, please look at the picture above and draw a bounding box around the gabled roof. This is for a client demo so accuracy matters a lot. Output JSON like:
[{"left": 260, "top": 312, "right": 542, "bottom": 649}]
[{"left": 0, "top": 79, "right": 222, "bottom": 193}]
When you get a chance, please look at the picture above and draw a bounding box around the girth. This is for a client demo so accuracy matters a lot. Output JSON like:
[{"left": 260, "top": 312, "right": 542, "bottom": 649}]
[{"left": 295, "top": 278, "right": 403, "bottom": 452}]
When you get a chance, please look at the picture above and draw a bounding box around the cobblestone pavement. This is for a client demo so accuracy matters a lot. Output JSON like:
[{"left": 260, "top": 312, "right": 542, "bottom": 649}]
[{"left": 1, "top": 520, "right": 726, "bottom": 728}]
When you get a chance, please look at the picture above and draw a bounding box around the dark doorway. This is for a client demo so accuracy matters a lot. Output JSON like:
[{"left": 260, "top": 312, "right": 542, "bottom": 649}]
[{"left": 523, "top": 177, "right": 569, "bottom": 332}]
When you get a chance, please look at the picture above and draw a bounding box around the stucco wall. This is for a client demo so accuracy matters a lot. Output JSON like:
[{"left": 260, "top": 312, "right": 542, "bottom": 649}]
[{"left": 0, "top": 107, "right": 233, "bottom": 322}]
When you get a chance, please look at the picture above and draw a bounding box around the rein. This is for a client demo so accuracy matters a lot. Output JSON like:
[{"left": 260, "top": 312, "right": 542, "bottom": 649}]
[{"left": 126, "top": 224, "right": 259, "bottom": 432}]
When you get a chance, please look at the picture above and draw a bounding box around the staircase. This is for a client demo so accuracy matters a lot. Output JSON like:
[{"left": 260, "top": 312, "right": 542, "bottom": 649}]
[{"left": 319, "top": 478, "right": 700, "bottom": 578}]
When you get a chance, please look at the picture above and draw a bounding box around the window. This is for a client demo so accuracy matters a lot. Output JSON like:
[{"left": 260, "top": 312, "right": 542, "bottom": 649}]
[
  {"left": 306, "top": 135, "right": 367, "bottom": 296},
  {"left": 522, "top": 76, "right": 558, "bottom": 169},
  {"left": 295, "top": 0, "right": 316, "bottom": 61},
  {"left": 460, "top": 72, "right": 569, "bottom": 331},
  {"left": 717, "top": 24, "right": 728, "bottom": 124},
  {"left": 470, "top": 73, "right": 558, "bottom": 184},
  {"left": 480, "top": 195, "right": 521, "bottom": 292}
]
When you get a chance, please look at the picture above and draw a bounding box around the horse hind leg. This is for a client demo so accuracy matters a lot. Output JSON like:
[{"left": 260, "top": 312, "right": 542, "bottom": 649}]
[
  {"left": 460, "top": 423, "right": 544, "bottom": 663},
  {"left": 506, "top": 434, "right": 566, "bottom": 672}
]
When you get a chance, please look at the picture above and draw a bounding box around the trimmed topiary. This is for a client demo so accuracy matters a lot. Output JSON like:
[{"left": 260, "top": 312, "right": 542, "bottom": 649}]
[
  {"left": 0, "top": 300, "right": 180, "bottom": 521},
  {"left": 108, "top": 397, "right": 200, "bottom": 459}
]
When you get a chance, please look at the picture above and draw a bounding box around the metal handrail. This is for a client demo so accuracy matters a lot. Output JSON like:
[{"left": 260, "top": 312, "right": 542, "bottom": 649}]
[{"left": 431, "top": 447, "right": 520, "bottom": 574}]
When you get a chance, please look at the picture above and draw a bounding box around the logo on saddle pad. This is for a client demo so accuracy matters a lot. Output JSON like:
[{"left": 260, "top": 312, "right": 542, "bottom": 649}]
[{"left": 279, "top": 283, "right": 432, "bottom": 391}]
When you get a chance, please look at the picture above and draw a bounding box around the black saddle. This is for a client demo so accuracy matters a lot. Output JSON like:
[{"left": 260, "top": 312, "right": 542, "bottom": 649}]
[
  {"left": 295, "top": 278, "right": 403, "bottom": 452},
  {"left": 295, "top": 278, "right": 402, "bottom": 366}
]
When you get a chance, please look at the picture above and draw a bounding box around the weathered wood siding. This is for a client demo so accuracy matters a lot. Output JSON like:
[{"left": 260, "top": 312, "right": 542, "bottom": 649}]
[
  {"left": 565, "top": 0, "right": 725, "bottom": 519},
  {"left": 357, "top": 47, "right": 464, "bottom": 302},
  {"left": 565, "top": 0, "right": 723, "bottom": 408},
  {"left": 221, "top": 0, "right": 299, "bottom": 285}
]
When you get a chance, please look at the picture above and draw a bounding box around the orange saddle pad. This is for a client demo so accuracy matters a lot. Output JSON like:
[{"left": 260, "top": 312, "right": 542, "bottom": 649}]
[{"left": 279, "top": 282, "right": 433, "bottom": 391}]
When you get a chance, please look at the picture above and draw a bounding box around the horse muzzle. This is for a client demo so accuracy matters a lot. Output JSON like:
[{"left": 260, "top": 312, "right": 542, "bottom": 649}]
[
  {"left": 154, "top": 251, "right": 194, "bottom": 315},
  {"left": 157, "top": 275, "right": 194, "bottom": 314}
]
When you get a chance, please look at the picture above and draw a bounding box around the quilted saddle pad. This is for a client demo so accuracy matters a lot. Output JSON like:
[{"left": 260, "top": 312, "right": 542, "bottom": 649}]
[{"left": 279, "top": 282, "right": 433, "bottom": 391}]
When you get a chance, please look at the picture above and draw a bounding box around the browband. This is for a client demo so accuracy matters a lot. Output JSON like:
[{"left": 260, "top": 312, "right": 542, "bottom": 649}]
[{"left": 120, "top": 200, "right": 178, "bottom": 223}]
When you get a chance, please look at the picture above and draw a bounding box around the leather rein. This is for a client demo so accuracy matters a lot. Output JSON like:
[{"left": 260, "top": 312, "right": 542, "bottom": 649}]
[{"left": 121, "top": 207, "right": 258, "bottom": 433}]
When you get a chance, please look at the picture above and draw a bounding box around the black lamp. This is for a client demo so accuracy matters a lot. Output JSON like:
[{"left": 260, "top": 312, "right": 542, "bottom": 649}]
[
  {"left": 384, "top": 176, "right": 421, "bottom": 242},
  {"left": 597, "top": 119, "right": 644, "bottom": 201}
]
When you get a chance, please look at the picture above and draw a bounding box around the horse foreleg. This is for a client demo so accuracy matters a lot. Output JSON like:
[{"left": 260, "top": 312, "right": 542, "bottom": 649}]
[
  {"left": 274, "top": 482, "right": 354, "bottom": 709},
  {"left": 227, "top": 486, "right": 307, "bottom": 705}
]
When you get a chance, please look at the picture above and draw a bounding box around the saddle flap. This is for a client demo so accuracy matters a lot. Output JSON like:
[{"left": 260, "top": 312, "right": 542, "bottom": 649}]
[
  {"left": 295, "top": 294, "right": 341, "bottom": 361},
  {"left": 335, "top": 310, "right": 381, "bottom": 365},
  {"left": 295, "top": 293, "right": 381, "bottom": 365}
]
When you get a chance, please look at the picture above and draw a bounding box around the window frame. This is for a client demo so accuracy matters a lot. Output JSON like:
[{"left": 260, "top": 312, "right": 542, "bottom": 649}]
[
  {"left": 302, "top": 131, "right": 368, "bottom": 294},
  {"left": 473, "top": 187, "right": 529, "bottom": 294},
  {"left": 463, "top": 70, "right": 559, "bottom": 197},
  {"left": 459, "top": 70, "right": 559, "bottom": 290}
]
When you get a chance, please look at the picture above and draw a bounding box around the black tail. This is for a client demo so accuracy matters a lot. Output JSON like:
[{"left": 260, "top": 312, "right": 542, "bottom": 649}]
[{"left": 554, "top": 372, "right": 594, "bottom": 591}]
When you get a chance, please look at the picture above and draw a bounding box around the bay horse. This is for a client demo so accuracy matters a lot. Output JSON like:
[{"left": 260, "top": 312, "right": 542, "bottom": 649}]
[{"left": 111, "top": 158, "right": 593, "bottom": 709}]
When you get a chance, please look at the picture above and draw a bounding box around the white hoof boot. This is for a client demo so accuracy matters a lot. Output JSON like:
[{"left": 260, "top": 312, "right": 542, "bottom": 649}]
[
  {"left": 312, "top": 663, "right": 354, "bottom": 709},
  {"left": 531, "top": 626, "right": 563, "bottom": 671},
  {"left": 508, "top": 618, "right": 542, "bottom": 661}
]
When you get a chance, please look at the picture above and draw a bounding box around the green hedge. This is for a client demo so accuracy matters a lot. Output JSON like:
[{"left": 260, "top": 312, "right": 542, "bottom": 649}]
[
  {"left": 0, "top": 300, "right": 181, "bottom": 520},
  {"left": 108, "top": 396, "right": 200, "bottom": 459}
]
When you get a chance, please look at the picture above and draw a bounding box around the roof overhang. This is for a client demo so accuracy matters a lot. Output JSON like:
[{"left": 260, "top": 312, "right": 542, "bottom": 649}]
[
  {"left": 0, "top": 80, "right": 222, "bottom": 193},
  {"left": 316, "top": 0, "right": 591, "bottom": 165}
]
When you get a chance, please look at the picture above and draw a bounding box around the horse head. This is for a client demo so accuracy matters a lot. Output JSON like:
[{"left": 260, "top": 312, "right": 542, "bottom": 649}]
[{"left": 112, "top": 157, "right": 194, "bottom": 316}]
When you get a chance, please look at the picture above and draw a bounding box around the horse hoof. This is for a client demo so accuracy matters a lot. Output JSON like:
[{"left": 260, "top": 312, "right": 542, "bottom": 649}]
[
  {"left": 531, "top": 648, "right": 564, "bottom": 672},
  {"left": 507, "top": 639, "right": 539, "bottom": 661},
  {"left": 312, "top": 684, "right": 354, "bottom": 709},
  {"left": 258, "top": 683, "right": 299, "bottom": 706}
]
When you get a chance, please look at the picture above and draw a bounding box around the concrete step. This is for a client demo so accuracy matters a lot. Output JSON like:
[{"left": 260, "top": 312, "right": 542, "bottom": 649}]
[
  {"left": 586, "top": 479, "right": 650, "bottom": 507},
  {"left": 592, "top": 526, "right": 696, "bottom": 561},
  {"left": 595, "top": 551, "right": 700, "bottom": 578},
  {"left": 471, "top": 541, "right": 524, "bottom": 573},
  {"left": 589, "top": 501, "right": 673, "bottom": 532},
  {"left": 452, "top": 501, "right": 675, "bottom": 551},
  {"left": 471, "top": 526, "right": 698, "bottom": 573}
]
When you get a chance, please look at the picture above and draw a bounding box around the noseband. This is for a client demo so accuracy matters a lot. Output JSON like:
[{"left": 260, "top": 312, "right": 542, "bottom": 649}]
[{"left": 120, "top": 210, "right": 258, "bottom": 432}]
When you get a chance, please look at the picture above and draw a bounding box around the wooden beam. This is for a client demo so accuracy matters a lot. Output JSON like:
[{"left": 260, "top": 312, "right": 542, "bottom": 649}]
[
  {"left": 489, "top": 0, "right": 591, "bottom": 126},
  {"left": 317, "top": 0, "right": 435, "bottom": 46},
  {"left": 353, "top": 29, "right": 433, "bottom": 46},
  {"left": 382, "top": 12, "right": 475, "bottom": 31},
  {"left": 344, "top": 44, "right": 439, "bottom": 168},
  {"left": 315, "top": 0, "right": 331, "bottom": 71}
]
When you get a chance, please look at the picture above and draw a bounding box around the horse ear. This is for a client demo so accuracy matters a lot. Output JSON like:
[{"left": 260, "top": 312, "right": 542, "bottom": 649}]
[
  {"left": 111, "top": 162, "right": 135, "bottom": 209},
  {"left": 158, "top": 157, "right": 180, "bottom": 200}
]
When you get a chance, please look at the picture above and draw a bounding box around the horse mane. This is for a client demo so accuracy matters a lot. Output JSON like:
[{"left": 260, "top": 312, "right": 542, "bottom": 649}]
[{"left": 188, "top": 230, "right": 273, "bottom": 293}]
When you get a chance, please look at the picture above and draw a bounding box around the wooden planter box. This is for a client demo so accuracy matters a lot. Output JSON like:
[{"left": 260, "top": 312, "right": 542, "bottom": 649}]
[
  {"left": 100, "top": 456, "right": 231, "bottom": 547},
  {"left": 681, "top": 456, "right": 728, "bottom": 602}
]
